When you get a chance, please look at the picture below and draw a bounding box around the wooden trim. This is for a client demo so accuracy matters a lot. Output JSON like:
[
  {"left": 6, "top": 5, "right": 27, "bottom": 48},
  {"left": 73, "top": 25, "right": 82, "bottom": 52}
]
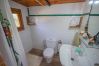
[
  {"left": 11, "top": 8, "right": 24, "bottom": 31},
  {"left": 69, "top": 16, "right": 83, "bottom": 29},
  {"left": 26, "top": 16, "right": 36, "bottom": 25}
]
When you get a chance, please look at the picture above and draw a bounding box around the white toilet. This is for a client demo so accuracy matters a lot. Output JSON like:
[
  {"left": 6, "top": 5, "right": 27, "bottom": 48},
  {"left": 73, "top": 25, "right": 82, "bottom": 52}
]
[{"left": 43, "top": 39, "right": 57, "bottom": 63}]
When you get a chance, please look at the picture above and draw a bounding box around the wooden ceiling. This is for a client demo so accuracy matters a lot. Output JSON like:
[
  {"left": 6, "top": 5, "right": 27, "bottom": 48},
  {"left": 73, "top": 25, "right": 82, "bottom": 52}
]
[{"left": 12, "top": 0, "right": 85, "bottom": 7}]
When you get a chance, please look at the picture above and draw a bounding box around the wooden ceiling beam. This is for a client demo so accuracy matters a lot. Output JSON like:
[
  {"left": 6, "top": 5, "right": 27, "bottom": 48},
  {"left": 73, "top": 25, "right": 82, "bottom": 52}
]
[
  {"left": 34, "top": 0, "right": 44, "bottom": 6},
  {"left": 49, "top": 0, "right": 85, "bottom": 4},
  {"left": 44, "top": 0, "right": 51, "bottom": 6},
  {"left": 12, "top": 0, "right": 86, "bottom": 7}
]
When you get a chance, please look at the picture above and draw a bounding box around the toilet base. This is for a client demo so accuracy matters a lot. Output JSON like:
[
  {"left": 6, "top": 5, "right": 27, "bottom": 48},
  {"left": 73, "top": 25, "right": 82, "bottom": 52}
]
[
  {"left": 44, "top": 57, "right": 53, "bottom": 63},
  {"left": 43, "top": 48, "right": 54, "bottom": 63}
]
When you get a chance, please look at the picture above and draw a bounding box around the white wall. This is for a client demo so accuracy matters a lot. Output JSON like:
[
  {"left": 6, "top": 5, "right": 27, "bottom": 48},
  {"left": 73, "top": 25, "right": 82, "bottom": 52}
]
[
  {"left": 29, "top": 2, "right": 85, "bottom": 50},
  {"left": 9, "top": 1, "right": 33, "bottom": 52}
]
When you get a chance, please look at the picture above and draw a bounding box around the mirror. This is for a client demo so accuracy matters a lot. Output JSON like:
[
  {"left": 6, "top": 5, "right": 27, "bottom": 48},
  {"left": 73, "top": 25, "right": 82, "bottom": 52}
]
[{"left": 88, "top": 0, "right": 99, "bottom": 36}]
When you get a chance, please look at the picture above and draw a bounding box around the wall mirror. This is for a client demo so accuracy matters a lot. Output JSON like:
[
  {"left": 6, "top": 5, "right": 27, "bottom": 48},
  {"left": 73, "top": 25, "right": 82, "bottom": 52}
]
[
  {"left": 88, "top": 0, "right": 99, "bottom": 36},
  {"left": 11, "top": 8, "right": 24, "bottom": 31}
]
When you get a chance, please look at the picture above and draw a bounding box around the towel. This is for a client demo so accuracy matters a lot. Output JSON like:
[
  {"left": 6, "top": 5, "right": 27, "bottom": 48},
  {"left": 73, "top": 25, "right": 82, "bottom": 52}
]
[{"left": 72, "top": 32, "right": 80, "bottom": 47}]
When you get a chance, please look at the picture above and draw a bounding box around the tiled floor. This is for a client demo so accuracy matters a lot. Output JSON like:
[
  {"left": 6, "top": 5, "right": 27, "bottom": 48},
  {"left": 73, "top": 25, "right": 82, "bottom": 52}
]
[{"left": 29, "top": 48, "right": 62, "bottom": 66}]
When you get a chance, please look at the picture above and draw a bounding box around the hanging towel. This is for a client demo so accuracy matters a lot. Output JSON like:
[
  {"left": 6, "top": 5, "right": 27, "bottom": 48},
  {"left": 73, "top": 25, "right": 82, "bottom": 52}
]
[{"left": 72, "top": 32, "right": 80, "bottom": 47}]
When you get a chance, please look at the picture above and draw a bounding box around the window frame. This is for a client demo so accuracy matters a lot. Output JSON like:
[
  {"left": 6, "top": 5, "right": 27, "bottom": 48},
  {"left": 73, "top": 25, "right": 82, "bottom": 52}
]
[{"left": 11, "top": 8, "right": 24, "bottom": 31}]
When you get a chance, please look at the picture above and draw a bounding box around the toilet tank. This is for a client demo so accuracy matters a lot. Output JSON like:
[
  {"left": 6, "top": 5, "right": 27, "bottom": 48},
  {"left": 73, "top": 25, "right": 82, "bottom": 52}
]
[
  {"left": 45, "top": 38, "right": 58, "bottom": 53},
  {"left": 46, "top": 38, "right": 57, "bottom": 48}
]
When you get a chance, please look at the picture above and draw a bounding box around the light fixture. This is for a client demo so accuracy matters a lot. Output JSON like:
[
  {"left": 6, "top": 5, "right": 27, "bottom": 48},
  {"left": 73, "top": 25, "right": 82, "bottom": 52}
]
[
  {"left": 89, "top": 0, "right": 99, "bottom": 4},
  {"left": 89, "top": 1, "right": 93, "bottom": 4},
  {"left": 95, "top": 1, "right": 99, "bottom": 4}
]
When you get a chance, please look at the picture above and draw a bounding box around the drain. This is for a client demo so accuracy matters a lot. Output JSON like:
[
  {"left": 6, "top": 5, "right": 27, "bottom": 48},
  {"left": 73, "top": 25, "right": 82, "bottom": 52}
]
[{"left": 71, "top": 58, "right": 74, "bottom": 61}]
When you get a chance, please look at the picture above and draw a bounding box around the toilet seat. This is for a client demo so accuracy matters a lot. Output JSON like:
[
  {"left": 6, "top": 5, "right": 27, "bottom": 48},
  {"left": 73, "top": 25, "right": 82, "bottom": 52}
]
[{"left": 43, "top": 48, "right": 54, "bottom": 58}]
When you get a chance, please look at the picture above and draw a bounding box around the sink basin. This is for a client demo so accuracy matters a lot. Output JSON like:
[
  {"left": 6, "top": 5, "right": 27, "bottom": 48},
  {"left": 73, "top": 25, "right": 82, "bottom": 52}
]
[
  {"left": 59, "top": 44, "right": 99, "bottom": 66},
  {"left": 59, "top": 44, "right": 80, "bottom": 66},
  {"left": 59, "top": 44, "right": 90, "bottom": 66}
]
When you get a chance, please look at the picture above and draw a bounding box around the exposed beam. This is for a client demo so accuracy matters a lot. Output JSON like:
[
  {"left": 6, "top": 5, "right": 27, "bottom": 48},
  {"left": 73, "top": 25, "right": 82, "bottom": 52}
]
[
  {"left": 45, "top": 0, "right": 51, "bottom": 6},
  {"left": 12, "top": 0, "right": 85, "bottom": 7},
  {"left": 34, "top": 0, "right": 44, "bottom": 6}
]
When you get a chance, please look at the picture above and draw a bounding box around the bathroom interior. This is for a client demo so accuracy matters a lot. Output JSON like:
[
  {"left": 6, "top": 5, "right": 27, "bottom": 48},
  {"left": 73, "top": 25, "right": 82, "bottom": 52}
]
[{"left": 0, "top": 0, "right": 99, "bottom": 66}]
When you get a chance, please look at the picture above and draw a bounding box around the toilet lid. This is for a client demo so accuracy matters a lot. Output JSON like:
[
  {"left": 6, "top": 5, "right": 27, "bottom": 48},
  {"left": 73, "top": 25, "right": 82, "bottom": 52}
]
[{"left": 43, "top": 48, "right": 54, "bottom": 58}]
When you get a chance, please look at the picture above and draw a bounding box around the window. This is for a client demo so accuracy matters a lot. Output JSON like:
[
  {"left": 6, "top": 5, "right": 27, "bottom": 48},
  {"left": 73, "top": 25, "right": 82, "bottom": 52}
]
[{"left": 11, "top": 8, "right": 24, "bottom": 31}]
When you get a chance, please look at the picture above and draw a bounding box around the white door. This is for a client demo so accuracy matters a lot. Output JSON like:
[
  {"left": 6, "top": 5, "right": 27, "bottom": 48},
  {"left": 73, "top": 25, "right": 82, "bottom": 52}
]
[{"left": 0, "top": 21, "right": 17, "bottom": 66}]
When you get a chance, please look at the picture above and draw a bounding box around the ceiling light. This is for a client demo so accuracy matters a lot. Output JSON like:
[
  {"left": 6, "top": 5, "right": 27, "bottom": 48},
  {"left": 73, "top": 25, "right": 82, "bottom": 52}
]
[
  {"left": 95, "top": 1, "right": 99, "bottom": 4},
  {"left": 89, "top": 1, "right": 93, "bottom": 4}
]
